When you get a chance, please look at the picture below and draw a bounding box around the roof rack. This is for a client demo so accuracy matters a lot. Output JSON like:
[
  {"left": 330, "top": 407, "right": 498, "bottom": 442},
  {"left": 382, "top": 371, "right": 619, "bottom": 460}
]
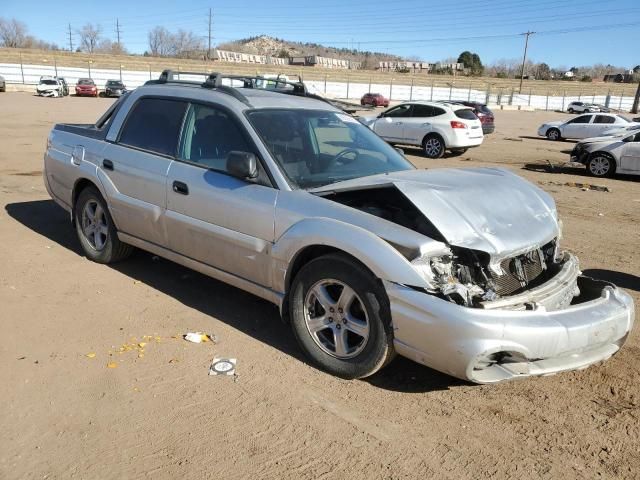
[{"left": 144, "top": 69, "right": 338, "bottom": 109}]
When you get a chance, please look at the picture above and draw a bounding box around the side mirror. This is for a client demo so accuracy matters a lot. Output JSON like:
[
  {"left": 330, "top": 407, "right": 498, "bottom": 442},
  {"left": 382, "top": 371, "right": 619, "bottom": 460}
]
[
  {"left": 226, "top": 151, "right": 258, "bottom": 180},
  {"left": 378, "top": 112, "right": 385, "bottom": 118}
]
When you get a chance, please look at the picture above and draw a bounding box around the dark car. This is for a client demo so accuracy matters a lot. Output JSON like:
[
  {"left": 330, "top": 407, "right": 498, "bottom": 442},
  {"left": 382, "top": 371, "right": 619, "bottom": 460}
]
[
  {"left": 361, "top": 92, "right": 389, "bottom": 107},
  {"left": 0, "top": 75, "right": 6, "bottom": 92},
  {"left": 104, "top": 79, "right": 127, "bottom": 97},
  {"left": 75, "top": 78, "right": 98, "bottom": 97},
  {"left": 448, "top": 100, "right": 495, "bottom": 134}
]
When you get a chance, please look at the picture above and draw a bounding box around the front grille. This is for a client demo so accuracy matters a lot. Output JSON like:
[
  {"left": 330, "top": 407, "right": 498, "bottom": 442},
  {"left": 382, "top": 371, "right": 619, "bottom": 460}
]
[{"left": 490, "top": 243, "right": 555, "bottom": 295}]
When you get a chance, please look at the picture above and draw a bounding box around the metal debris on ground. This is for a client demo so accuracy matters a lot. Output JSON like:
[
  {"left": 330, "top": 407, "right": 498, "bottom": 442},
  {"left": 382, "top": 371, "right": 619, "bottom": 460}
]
[
  {"left": 184, "top": 332, "right": 217, "bottom": 344},
  {"left": 538, "top": 180, "right": 611, "bottom": 192},
  {"left": 209, "top": 358, "right": 237, "bottom": 377},
  {"left": 503, "top": 137, "right": 523, "bottom": 142}
]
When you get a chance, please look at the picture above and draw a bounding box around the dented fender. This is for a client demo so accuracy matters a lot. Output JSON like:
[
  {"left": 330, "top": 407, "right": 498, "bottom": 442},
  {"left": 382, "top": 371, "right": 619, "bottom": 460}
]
[{"left": 270, "top": 217, "right": 435, "bottom": 294}]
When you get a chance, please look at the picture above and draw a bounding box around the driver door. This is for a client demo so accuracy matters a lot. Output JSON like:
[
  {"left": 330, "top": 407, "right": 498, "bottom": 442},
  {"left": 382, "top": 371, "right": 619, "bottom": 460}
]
[
  {"left": 373, "top": 104, "right": 413, "bottom": 142},
  {"left": 562, "top": 114, "right": 593, "bottom": 138},
  {"left": 165, "top": 102, "right": 278, "bottom": 287}
]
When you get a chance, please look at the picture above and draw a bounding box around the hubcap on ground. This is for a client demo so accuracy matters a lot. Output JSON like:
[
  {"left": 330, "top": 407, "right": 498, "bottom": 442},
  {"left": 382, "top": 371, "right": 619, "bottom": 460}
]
[
  {"left": 304, "top": 279, "right": 370, "bottom": 359},
  {"left": 590, "top": 157, "right": 610, "bottom": 176},
  {"left": 424, "top": 138, "right": 442, "bottom": 157},
  {"left": 81, "top": 200, "right": 109, "bottom": 251}
]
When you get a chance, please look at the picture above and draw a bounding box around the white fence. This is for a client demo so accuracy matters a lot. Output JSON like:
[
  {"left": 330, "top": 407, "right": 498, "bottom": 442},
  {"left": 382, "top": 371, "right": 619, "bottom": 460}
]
[{"left": 1, "top": 62, "right": 636, "bottom": 111}]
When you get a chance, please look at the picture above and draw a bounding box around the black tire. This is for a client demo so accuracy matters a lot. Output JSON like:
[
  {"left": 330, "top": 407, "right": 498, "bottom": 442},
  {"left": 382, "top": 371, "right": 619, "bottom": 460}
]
[
  {"left": 74, "top": 186, "right": 133, "bottom": 264},
  {"left": 422, "top": 134, "right": 445, "bottom": 158},
  {"left": 449, "top": 148, "right": 468, "bottom": 157},
  {"left": 546, "top": 128, "right": 561, "bottom": 141},
  {"left": 289, "top": 253, "right": 395, "bottom": 379},
  {"left": 568, "top": 108, "right": 574, "bottom": 113},
  {"left": 587, "top": 154, "right": 615, "bottom": 178}
]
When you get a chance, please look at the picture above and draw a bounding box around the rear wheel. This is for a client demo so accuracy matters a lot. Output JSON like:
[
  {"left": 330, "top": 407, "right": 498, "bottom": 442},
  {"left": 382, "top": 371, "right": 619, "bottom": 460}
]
[
  {"left": 422, "top": 134, "right": 445, "bottom": 158},
  {"left": 74, "top": 186, "right": 133, "bottom": 264},
  {"left": 289, "top": 254, "right": 395, "bottom": 379},
  {"left": 546, "top": 128, "right": 561, "bottom": 141},
  {"left": 587, "top": 154, "right": 615, "bottom": 178}
]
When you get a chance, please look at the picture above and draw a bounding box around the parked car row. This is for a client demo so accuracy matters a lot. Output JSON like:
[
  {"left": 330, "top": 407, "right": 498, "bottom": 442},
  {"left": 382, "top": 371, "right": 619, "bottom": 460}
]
[
  {"left": 36, "top": 76, "right": 127, "bottom": 98},
  {"left": 0, "top": 74, "right": 5, "bottom": 92}
]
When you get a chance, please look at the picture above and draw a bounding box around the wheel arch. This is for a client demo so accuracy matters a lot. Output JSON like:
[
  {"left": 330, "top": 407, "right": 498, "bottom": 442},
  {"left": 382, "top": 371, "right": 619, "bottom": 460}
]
[
  {"left": 71, "top": 177, "right": 109, "bottom": 224},
  {"left": 422, "top": 131, "right": 446, "bottom": 148}
]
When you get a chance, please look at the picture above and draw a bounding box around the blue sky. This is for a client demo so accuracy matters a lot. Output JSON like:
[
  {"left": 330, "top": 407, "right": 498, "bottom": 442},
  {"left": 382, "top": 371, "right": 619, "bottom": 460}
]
[{"left": 3, "top": 0, "right": 639, "bottom": 68}]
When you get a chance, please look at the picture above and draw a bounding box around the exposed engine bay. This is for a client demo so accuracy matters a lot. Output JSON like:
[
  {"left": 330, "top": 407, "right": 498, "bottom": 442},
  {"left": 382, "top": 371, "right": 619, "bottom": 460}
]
[{"left": 322, "top": 186, "right": 570, "bottom": 309}]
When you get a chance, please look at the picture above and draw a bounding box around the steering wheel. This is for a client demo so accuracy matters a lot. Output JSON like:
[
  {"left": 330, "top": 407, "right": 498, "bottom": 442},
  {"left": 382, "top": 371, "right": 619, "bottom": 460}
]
[{"left": 327, "top": 148, "right": 360, "bottom": 170}]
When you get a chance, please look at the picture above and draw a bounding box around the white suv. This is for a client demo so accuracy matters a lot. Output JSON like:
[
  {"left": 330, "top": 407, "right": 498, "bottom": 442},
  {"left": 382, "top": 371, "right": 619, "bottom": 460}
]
[
  {"left": 567, "top": 101, "right": 599, "bottom": 114},
  {"left": 360, "top": 101, "right": 483, "bottom": 158}
]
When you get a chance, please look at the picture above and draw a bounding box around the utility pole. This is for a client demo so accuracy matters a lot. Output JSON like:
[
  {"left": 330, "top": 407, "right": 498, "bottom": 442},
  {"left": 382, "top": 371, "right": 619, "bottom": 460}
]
[
  {"left": 207, "top": 8, "right": 213, "bottom": 60},
  {"left": 116, "top": 18, "right": 122, "bottom": 47},
  {"left": 632, "top": 80, "right": 640, "bottom": 114},
  {"left": 519, "top": 31, "right": 535, "bottom": 93},
  {"left": 67, "top": 23, "right": 74, "bottom": 52}
]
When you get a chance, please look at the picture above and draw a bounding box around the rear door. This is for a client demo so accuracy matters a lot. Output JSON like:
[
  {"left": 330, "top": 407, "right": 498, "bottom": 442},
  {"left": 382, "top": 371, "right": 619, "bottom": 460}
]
[
  {"left": 591, "top": 115, "right": 617, "bottom": 136},
  {"left": 373, "top": 104, "right": 412, "bottom": 141},
  {"left": 402, "top": 104, "right": 436, "bottom": 144},
  {"left": 165, "top": 102, "right": 277, "bottom": 287},
  {"left": 100, "top": 97, "right": 188, "bottom": 247},
  {"left": 561, "top": 114, "right": 593, "bottom": 138},
  {"left": 620, "top": 132, "right": 640, "bottom": 173}
]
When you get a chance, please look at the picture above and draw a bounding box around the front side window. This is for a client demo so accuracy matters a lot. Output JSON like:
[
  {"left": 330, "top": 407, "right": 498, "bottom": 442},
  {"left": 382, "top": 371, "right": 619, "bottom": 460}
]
[
  {"left": 248, "top": 109, "right": 414, "bottom": 189},
  {"left": 384, "top": 105, "right": 412, "bottom": 118},
  {"left": 178, "top": 103, "right": 254, "bottom": 172},
  {"left": 567, "top": 115, "right": 592, "bottom": 124},
  {"left": 118, "top": 98, "right": 188, "bottom": 156}
]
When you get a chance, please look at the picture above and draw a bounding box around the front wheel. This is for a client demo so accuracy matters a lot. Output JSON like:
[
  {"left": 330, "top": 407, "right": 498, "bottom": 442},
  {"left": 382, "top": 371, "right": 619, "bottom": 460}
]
[
  {"left": 546, "top": 128, "right": 561, "bottom": 141},
  {"left": 568, "top": 108, "right": 574, "bottom": 113},
  {"left": 587, "top": 154, "right": 615, "bottom": 178},
  {"left": 74, "top": 186, "right": 133, "bottom": 264},
  {"left": 289, "top": 254, "right": 395, "bottom": 379}
]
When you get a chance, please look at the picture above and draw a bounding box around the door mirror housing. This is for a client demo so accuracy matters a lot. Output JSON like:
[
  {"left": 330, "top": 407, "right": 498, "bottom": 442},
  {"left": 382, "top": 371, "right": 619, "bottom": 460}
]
[{"left": 226, "top": 151, "right": 259, "bottom": 180}]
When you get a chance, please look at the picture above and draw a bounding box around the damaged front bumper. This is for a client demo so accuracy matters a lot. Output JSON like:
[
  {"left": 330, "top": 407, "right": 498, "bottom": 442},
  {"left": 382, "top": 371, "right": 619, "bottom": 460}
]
[{"left": 385, "top": 257, "right": 634, "bottom": 383}]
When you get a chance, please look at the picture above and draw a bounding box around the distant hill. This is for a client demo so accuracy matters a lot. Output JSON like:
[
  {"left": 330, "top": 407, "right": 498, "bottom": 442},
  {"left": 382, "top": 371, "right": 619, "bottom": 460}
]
[{"left": 216, "top": 35, "right": 403, "bottom": 68}]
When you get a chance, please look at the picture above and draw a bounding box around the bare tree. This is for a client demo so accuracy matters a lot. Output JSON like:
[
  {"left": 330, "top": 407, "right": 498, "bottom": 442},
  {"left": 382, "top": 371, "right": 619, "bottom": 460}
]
[
  {"left": 0, "top": 17, "right": 28, "bottom": 48},
  {"left": 172, "top": 29, "right": 203, "bottom": 58},
  {"left": 96, "top": 38, "right": 127, "bottom": 55},
  {"left": 148, "top": 26, "right": 175, "bottom": 56},
  {"left": 78, "top": 23, "right": 102, "bottom": 53}
]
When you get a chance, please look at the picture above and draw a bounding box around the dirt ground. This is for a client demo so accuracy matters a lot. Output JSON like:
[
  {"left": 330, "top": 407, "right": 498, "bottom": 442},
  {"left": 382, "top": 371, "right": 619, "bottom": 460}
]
[{"left": 0, "top": 93, "right": 639, "bottom": 480}]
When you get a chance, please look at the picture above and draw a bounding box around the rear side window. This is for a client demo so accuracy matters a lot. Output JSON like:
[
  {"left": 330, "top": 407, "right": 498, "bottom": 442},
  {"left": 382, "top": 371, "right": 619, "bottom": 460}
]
[
  {"left": 594, "top": 115, "right": 615, "bottom": 124},
  {"left": 118, "top": 98, "right": 188, "bottom": 157},
  {"left": 454, "top": 108, "right": 478, "bottom": 120},
  {"left": 412, "top": 105, "right": 434, "bottom": 117}
]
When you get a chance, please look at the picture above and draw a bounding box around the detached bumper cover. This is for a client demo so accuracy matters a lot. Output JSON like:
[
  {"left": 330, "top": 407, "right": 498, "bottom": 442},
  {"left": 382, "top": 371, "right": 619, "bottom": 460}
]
[{"left": 386, "top": 270, "right": 634, "bottom": 383}]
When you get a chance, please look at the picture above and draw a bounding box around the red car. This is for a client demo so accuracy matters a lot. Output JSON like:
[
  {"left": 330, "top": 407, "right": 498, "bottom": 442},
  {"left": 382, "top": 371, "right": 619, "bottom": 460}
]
[
  {"left": 361, "top": 92, "right": 389, "bottom": 107},
  {"left": 75, "top": 78, "right": 98, "bottom": 97}
]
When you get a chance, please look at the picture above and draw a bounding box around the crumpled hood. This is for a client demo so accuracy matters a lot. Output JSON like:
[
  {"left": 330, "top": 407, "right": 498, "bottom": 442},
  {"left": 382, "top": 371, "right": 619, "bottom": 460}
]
[
  {"left": 312, "top": 167, "right": 559, "bottom": 259},
  {"left": 540, "top": 120, "right": 564, "bottom": 128},
  {"left": 37, "top": 84, "right": 58, "bottom": 91}
]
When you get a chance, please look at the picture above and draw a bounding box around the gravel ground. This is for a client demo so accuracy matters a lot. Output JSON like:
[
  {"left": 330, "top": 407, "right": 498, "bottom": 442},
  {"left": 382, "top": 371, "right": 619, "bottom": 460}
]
[{"left": 0, "top": 93, "right": 638, "bottom": 479}]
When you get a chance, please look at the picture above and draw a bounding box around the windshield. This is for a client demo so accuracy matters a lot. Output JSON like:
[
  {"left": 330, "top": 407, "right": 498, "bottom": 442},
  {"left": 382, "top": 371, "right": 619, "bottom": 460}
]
[
  {"left": 41, "top": 80, "right": 58, "bottom": 85},
  {"left": 107, "top": 81, "right": 124, "bottom": 87},
  {"left": 247, "top": 109, "right": 414, "bottom": 189},
  {"left": 78, "top": 79, "right": 94, "bottom": 85}
]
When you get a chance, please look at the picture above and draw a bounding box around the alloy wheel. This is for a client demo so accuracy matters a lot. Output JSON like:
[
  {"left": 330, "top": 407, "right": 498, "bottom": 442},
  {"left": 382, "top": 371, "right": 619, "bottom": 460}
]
[
  {"left": 303, "top": 279, "right": 370, "bottom": 359},
  {"left": 81, "top": 199, "right": 109, "bottom": 251},
  {"left": 589, "top": 156, "right": 611, "bottom": 176},
  {"left": 424, "top": 138, "right": 442, "bottom": 157}
]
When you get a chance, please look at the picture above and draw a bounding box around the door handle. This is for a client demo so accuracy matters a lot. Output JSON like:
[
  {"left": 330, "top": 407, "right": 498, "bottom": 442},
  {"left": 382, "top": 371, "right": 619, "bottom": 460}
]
[
  {"left": 172, "top": 180, "right": 189, "bottom": 195},
  {"left": 103, "top": 159, "right": 114, "bottom": 170}
]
